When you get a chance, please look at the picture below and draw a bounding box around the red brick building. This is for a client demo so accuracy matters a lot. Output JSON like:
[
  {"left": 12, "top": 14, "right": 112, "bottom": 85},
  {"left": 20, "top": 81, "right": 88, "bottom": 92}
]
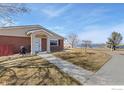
[{"left": 0, "top": 25, "right": 64, "bottom": 56}]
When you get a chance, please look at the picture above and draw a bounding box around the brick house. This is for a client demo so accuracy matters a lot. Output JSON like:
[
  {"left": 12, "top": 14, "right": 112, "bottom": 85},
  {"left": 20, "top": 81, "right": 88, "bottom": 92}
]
[{"left": 0, "top": 25, "right": 64, "bottom": 56}]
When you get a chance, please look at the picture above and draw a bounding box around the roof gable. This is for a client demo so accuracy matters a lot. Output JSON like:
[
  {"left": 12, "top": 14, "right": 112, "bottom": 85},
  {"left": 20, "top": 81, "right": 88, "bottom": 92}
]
[{"left": 0, "top": 25, "right": 64, "bottom": 39}]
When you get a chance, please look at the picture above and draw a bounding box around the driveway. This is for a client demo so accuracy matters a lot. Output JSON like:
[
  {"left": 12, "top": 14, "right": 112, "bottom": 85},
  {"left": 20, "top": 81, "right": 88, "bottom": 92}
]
[{"left": 85, "top": 55, "right": 124, "bottom": 85}]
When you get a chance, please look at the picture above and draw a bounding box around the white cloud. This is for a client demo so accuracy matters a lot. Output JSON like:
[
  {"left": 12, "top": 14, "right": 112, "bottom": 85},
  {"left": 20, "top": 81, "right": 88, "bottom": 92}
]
[
  {"left": 48, "top": 26, "right": 67, "bottom": 37},
  {"left": 51, "top": 26, "right": 64, "bottom": 30},
  {"left": 75, "top": 7, "right": 111, "bottom": 26},
  {"left": 41, "top": 4, "right": 72, "bottom": 18},
  {"left": 78, "top": 23, "right": 124, "bottom": 44},
  {"left": 59, "top": 7, "right": 111, "bottom": 32},
  {"left": 89, "top": 7, "right": 110, "bottom": 17}
]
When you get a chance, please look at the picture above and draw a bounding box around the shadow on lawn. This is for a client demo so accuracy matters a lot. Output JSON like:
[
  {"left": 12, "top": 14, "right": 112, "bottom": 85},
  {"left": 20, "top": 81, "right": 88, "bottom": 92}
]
[{"left": 0, "top": 56, "right": 80, "bottom": 85}]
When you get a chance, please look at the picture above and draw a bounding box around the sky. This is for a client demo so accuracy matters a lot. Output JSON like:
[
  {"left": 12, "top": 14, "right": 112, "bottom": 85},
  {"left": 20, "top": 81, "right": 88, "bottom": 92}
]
[{"left": 9, "top": 3, "right": 124, "bottom": 43}]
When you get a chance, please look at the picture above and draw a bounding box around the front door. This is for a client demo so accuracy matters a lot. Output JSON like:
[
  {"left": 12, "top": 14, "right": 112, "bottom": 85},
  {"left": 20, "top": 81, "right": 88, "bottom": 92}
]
[
  {"left": 41, "top": 38, "right": 47, "bottom": 51},
  {"left": 35, "top": 38, "right": 41, "bottom": 52}
]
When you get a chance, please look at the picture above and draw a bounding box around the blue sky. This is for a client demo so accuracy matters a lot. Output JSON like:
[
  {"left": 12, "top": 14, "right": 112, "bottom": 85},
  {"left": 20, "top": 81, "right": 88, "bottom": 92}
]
[{"left": 12, "top": 3, "right": 124, "bottom": 43}]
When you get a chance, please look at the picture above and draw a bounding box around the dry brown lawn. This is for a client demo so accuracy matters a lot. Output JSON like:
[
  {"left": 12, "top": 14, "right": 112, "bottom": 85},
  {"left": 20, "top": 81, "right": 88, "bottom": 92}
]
[
  {"left": 0, "top": 54, "right": 80, "bottom": 85},
  {"left": 53, "top": 48, "right": 111, "bottom": 72}
]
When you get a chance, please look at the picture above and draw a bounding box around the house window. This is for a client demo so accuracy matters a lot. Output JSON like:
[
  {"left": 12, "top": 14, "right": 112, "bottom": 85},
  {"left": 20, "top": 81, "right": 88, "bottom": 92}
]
[{"left": 50, "top": 40, "right": 58, "bottom": 46}]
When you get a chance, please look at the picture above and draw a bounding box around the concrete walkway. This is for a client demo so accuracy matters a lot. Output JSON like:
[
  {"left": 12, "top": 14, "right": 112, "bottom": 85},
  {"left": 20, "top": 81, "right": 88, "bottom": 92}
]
[
  {"left": 38, "top": 53, "right": 93, "bottom": 85},
  {"left": 85, "top": 55, "right": 124, "bottom": 85}
]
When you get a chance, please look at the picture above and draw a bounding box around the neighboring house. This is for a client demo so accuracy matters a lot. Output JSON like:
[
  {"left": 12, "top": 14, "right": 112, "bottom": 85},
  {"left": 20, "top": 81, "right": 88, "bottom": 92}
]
[
  {"left": 0, "top": 25, "right": 64, "bottom": 56},
  {"left": 64, "top": 39, "right": 72, "bottom": 49}
]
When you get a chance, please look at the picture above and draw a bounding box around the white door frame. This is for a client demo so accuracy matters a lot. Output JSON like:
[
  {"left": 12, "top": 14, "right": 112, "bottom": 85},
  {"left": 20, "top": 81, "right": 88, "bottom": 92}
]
[
  {"left": 31, "top": 33, "right": 42, "bottom": 54},
  {"left": 35, "top": 37, "right": 41, "bottom": 52}
]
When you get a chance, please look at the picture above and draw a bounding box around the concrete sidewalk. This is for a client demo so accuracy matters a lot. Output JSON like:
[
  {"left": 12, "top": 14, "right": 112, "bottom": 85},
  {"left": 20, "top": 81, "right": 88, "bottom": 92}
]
[
  {"left": 38, "top": 53, "right": 93, "bottom": 85},
  {"left": 85, "top": 55, "right": 124, "bottom": 85}
]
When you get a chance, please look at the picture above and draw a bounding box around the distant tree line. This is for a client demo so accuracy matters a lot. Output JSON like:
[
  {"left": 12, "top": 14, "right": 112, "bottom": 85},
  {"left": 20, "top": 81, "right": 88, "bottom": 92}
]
[{"left": 66, "top": 31, "right": 123, "bottom": 51}]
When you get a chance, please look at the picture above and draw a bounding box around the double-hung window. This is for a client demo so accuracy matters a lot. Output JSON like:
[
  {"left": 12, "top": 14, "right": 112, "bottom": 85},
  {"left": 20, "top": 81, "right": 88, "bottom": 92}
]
[{"left": 50, "top": 40, "right": 58, "bottom": 46}]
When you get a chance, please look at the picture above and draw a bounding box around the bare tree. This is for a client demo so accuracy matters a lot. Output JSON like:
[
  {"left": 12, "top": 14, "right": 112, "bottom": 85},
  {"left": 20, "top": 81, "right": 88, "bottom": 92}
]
[
  {"left": 0, "top": 4, "right": 30, "bottom": 27},
  {"left": 82, "top": 40, "right": 92, "bottom": 54},
  {"left": 66, "top": 33, "right": 79, "bottom": 48}
]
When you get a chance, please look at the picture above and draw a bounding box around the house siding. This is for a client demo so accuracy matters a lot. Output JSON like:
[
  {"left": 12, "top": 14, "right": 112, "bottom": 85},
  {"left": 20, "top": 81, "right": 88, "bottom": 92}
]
[
  {"left": 0, "top": 35, "right": 31, "bottom": 54},
  {"left": 0, "top": 35, "right": 64, "bottom": 56}
]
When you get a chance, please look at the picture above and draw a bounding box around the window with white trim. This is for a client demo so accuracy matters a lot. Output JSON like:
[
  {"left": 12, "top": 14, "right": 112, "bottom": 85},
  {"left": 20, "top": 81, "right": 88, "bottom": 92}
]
[{"left": 50, "top": 40, "right": 58, "bottom": 46}]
